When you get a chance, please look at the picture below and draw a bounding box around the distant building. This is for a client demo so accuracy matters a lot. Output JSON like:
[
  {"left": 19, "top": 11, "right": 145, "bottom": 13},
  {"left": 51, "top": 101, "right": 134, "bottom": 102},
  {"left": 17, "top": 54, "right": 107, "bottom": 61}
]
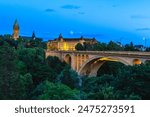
[
  {"left": 47, "top": 34, "right": 97, "bottom": 51},
  {"left": 116, "top": 41, "right": 123, "bottom": 47},
  {"left": 13, "top": 19, "right": 19, "bottom": 40},
  {"left": 32, "top": 31, "right": 36, "bottom": 40},
  {"left": 134, "top": 45, "right": 145, "bottom": 51}
]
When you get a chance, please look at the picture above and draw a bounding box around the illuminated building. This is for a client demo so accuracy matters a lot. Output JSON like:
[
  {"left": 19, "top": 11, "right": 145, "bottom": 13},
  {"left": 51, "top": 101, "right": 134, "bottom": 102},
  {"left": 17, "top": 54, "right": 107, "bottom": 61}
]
[
  {"left": 13, "top": 19, "right": 19, "bottom": 40},
  {"left": 47, "top": 33, "right": 97, "bottom": 51}
]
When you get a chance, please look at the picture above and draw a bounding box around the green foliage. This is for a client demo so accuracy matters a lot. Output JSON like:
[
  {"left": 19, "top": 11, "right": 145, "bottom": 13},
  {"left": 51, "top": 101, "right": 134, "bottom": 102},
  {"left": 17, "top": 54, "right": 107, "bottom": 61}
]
[
  {"left": 92, "top": 43, "right": 107, "bottom": 51},
  {"left": 75, "top": 43, "right": 85, "bottom": 50},
  {"left": 125, "top": 93, "right": 141, "bottom": 100},
  {"left": 75, "top": 41, "right": 126, "bottom": 51},
  {"left": 16, "top": 48, "right": 58, "bottom": 85},
  {"left": 145, "top": 60, "right": 150, "bottom": 65},
  {"left": 115, "top": 65, "right": 150, "bottom": 99},
  {"left": 124, "top": 42, "right": 137, "bottom": 51},
  {"left": 46, "top": 56, "right": 66, "bottom": 74},
  {"left": 32, "top": 81, "right": 80, "bottom": 100},
  {"left": 107, "top": 41, "right": 123, "bottom": 51},
  {"left": 82, "top": 63, "right": 150, "bottom": 100},
  {"left": 97, "top": 62, "right": 124, "bottom": 76},
  {"left": 146, "top": 47, "right": 150, "bottom": 52},
  {"left": 26, "top": 38, "right": 46, "bottom": 49},
  {"left": 0, "top": 36, "right": 4, "bottom": 45},
  {"left": 56, "top": 66, "right": 80, "bottom": 89},
  {"left": 82, "top": 75, "right": 120, "bottom": 100},
  {"left": 0, "top": 43, "right": 33, "bottom": 99},
  {"left": 0, "top": 35, "right": 150, "bottom": 100}
]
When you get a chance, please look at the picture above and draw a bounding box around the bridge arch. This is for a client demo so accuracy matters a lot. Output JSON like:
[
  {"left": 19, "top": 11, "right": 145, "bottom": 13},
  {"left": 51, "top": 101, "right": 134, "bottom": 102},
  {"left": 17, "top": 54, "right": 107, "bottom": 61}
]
[
  {"left": 133, "top": 59, "right": 142, "bottom": 65},
  {"left": 64, "top": 54, "right": 72, "bottom": 66},
  {"left": 78, "top": 56, "right": 132, "bottom": 77}
]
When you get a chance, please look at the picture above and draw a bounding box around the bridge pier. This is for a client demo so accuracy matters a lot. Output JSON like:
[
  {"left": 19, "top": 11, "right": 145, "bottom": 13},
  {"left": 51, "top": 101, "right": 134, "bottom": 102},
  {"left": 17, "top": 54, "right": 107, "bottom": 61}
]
[
  {"left": 88, "top": 61, "right": 105, "bottom": 77},
  {"left": 79, "top": 60, "right": 105, "bottom": 77},
  {"left": 71, "top": 54, "right": 76, "bottom": 71}
]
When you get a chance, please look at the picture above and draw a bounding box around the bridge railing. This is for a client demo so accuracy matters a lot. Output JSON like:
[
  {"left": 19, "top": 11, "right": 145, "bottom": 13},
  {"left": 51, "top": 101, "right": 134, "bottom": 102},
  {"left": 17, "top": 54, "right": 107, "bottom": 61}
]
[
  {"left": 47, "top": 50, "right": 150, "bottom": 55},
  {"left": 46, "top": 50, "right": 150, "bottom": 59}
]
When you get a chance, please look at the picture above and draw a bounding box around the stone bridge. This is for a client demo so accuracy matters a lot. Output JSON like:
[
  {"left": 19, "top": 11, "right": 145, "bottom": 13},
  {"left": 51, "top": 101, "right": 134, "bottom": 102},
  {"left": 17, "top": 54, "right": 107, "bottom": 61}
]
[{"left": 46, "top": 50, "right": 150, "bottom": 77}]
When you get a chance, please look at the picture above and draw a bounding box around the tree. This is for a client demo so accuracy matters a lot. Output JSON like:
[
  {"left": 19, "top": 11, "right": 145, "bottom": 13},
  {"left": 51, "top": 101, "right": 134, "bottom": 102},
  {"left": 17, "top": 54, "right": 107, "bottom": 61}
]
[
  {"left": 81, "top": 62, "right": 150, "bottom": 100},
  {"left": 82, "top": 75, "right": 120, "bottom": 100},
  {"left": 46, "top": 56, "right": 66, "bottom": 74},
  {"left": 0, "top": 42, "right": 33, "bottom": 99},
  {"left": 0, "top": 36, "right": 4, "bottom": 46},
  {"left": 83, "top": 42, "right": 93, "bottom": 50},
  {"left": 124, "top": 42, "right": 136, "bottom": 51},
  {"left": 31, "top": 81, "right": 80, "bottom": 100},
  {"left": 75, "top": 43, "right": 85, "bottom": 50},
  {"left": 146, "top": 47, "right": 150, "bottom": 52},
  {"left": 25, "top": 38, "right": 46, "bottom": 49},
  {"left": 56, "top": 66, "right": 80, "bottom": 89},
  {"left": 97, "top": 61, "right": 124, "bottom": 77},
  {"left": 114, "top": 65, "right": 150, "bottom": 99},
  {"left": 92, "top": 43, "right": 106, "bottom": 51},
  {"left": 107, "top": 41, "right": 123, "bottom": 51},
  {"left": 16, "top": 48, "right": 57, "bottom": 85}
]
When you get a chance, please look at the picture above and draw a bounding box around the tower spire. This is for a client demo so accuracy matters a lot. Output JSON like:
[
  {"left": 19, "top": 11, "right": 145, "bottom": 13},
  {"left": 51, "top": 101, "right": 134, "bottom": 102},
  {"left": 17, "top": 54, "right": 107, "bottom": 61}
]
[
  {"left": 32, "top": 31, "right": 36, "bottom": 40},
  {"left": 13, "top": 19, "right": 19, "bottom": 40},
  {"left": 59, "top": 33, "right": 63, "bottom": 39}
]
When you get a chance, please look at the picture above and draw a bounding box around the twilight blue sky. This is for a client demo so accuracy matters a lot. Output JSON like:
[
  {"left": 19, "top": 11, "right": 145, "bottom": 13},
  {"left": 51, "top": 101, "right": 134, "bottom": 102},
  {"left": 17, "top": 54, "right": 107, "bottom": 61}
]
[{"left": 0, "top": 0, "right": 150, "bottom": 45}]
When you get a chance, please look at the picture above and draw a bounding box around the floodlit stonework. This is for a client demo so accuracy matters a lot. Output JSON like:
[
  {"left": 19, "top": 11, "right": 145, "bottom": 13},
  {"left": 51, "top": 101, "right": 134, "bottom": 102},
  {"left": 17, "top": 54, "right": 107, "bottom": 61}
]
[
  {"left": 47, "top": 34, "right": 97, "bottom": 51},
  {"left": 13, "top": 19, "right": 19, "bottom": 40},
  {"left": 46, "top": 51, "right": 150, "bottom": 77}
]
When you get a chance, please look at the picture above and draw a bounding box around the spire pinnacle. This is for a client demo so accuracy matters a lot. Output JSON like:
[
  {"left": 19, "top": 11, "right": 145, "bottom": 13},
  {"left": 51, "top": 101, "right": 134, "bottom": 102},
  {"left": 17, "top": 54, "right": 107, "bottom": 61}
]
[
  {"left": 32, "top": 31, "right": 36, "bottom": 40},
  {"left": 59, "top": 33, "right": 63, "bottom": 38},
  {"left": 13, "top": 19, "right": 19, "bottom": 40},
  {"left": 13, "top": 19, "right": 19, "bottom": 29}
]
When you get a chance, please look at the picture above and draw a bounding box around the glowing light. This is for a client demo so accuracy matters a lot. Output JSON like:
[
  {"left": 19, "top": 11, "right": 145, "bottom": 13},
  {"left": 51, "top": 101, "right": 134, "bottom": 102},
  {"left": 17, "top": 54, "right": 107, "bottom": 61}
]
[
  {"left": 133, "top": 59, "right": 142, "bottom": 65},
  {"left": 94, "top": 57, "right": 119, "bottom": 63},
  {"left": 62, "top": 42, "right": 69, "bottom": 50}
]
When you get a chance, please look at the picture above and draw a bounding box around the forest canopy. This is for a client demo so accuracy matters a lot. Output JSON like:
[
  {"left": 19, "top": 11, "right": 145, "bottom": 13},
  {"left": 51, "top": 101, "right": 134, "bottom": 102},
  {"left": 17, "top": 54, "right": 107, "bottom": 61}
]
[{"left": 0, "top": 36, "right": 150, "bottom": 100}]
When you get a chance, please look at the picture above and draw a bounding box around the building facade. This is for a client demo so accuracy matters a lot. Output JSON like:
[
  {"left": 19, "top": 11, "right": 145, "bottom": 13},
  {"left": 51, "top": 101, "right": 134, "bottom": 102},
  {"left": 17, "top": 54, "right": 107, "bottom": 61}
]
[{"left": 47, "top": 34, "right": 97, "bottom": 51}]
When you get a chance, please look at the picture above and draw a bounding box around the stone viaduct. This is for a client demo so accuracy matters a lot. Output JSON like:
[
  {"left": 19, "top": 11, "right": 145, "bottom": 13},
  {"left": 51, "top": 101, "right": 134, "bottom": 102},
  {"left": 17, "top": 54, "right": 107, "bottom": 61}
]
[{"left": 46, "top": 50, "right": 150, "bottom": 77}]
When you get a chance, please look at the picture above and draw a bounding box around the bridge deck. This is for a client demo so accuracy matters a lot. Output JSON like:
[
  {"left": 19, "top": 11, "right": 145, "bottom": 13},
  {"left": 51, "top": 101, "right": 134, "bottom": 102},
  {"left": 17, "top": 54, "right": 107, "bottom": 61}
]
[{"left": 47, "top": 50, "right": 150, "bottom": 59}]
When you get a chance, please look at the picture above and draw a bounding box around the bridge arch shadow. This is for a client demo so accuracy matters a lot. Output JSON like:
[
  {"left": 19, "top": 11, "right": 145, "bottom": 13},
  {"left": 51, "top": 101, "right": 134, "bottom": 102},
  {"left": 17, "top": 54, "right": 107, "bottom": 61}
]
[
  {"left": 78, "top": 56, "right": 132, "bottom": 77},
  {"left": 64, "top": 54, "right": 72, "bottom": 66}
]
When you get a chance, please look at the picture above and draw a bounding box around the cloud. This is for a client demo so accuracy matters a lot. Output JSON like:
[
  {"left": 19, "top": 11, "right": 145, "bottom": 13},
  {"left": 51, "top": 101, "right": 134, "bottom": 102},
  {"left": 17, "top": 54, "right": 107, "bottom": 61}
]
[
  {"left": 78, "top": 12, "right": 85, "bottom": 15},
  {"left": 68, "top": 31, "right": 82, "bottom": 36},
  {"left": 112, "top": 4, "right": 118, "bottom": 8},
  {"left": 45, "top": 9, "right": 55, "bottom": 12},
  {"left": 61, "top": 5, "right": 80, "bottom": 10},
  {"left": 69, "top": 30, "right": 74, "bottom": 35},
  {"left": 136, "top": 28, "right": 150, "bottom": 31},
  {"left": 131, "top": 15, "right": 150, "bottom": 19}
]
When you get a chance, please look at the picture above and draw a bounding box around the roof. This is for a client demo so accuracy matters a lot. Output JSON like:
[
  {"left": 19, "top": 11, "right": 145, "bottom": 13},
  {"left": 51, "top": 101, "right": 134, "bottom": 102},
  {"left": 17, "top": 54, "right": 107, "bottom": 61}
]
[
  {"left": 13, "top": 19, "right": 19, "bottom": 29},
  {"left": 54, "top": 38, "right": 97, "bottom": 42},
  {"left": 48, "top": 34, "right": 97, "bottom": 42}
]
